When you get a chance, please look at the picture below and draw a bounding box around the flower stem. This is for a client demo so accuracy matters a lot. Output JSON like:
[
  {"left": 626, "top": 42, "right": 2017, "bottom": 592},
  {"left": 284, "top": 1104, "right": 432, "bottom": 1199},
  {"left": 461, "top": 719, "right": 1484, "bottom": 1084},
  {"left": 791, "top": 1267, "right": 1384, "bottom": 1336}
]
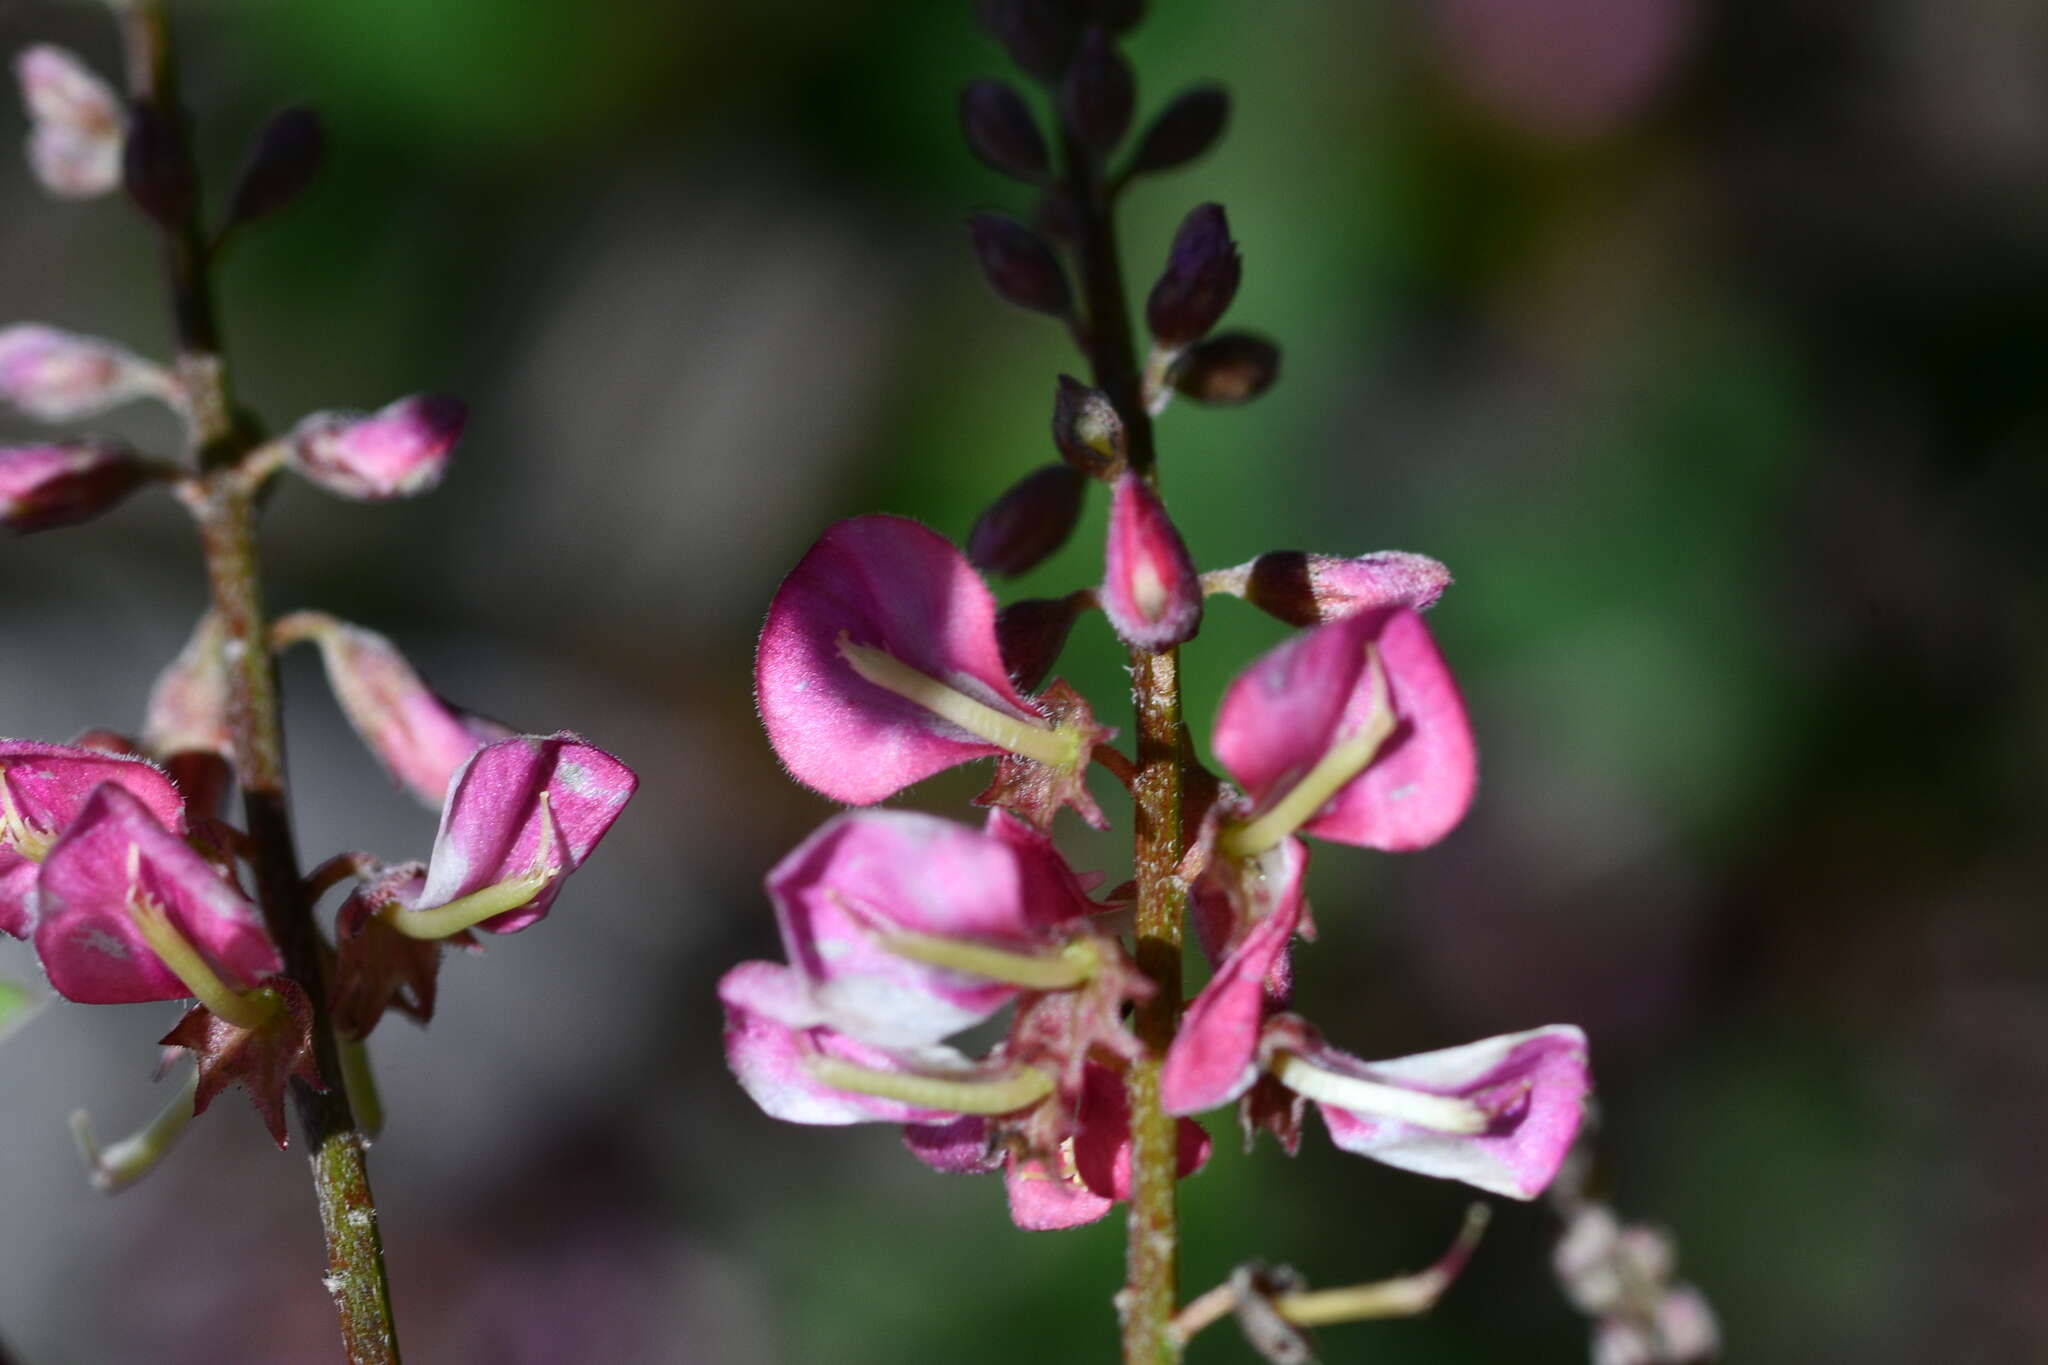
[
  {"left": 1057, "top": 128, "right": 1183, "bottom": 1363},
  {"left": 113, "top": 4, "right": 401, "bottom": 1360}
]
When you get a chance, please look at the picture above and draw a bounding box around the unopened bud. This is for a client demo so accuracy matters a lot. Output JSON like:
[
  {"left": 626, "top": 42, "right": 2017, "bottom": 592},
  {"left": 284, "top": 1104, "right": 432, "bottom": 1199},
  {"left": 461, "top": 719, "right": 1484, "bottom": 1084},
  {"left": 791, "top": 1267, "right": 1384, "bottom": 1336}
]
[
  {"left": 974, "top": 0, "right": 1084, "bottom": 83},
  {"left": 997, "top": 595, "right": 1085, "bottom": 692},
  {"left": 280, "top": 613, "right": 511, "bottom": 807},
  {"left": 1215, "top": 550, "right": 1452, "bottom": 626},
  {"left": 1084, "top": 0, "right": 1145, "bottom": 33},
  {"left": 1059, "top": 27, "right": 1134, "bottom": 155},
  {"left": 144, "top": 612, "right": 232, "bottom": 758},
  {"left": 288, "top": 393, "right": 466, "bottom": 500},
  {"left": 121, "top": 101, "right": 197, "bottom": 227},
  {"left": 1128, "top": 84, "right": 1229, "bottom": 177},
  {"left": 967, "top": 213, "right": 1073, "bottom": 319},
  {"left": 1145, "top": 202, "right": 1240, "bottom": 349},
  {"left": 224, "top": 106, "right": 326, "bottom": 229},
  {"left": 0, "top": 441, "right": 149, "bottom": 532},
  {"left": 959, "top": 80, "right": 1049, "bottom": 183},
  {"left": 1051, "top": 374, "right": 1123, "bottom": 474},
  {"left": 0, "top": 325, "right": 171, "bottom": 423},
  {"left": 968, "top": 463, "right": 1087, "bottom": 578},
  {"left": 1166, "top": 330, "right": 1278, "bottom": 406},
  {"left": 14, "top": 45, "right": 123, "bottom": 199},
  {"left": 1103, "top": 471, "right": 1201, "bottom": 649}
]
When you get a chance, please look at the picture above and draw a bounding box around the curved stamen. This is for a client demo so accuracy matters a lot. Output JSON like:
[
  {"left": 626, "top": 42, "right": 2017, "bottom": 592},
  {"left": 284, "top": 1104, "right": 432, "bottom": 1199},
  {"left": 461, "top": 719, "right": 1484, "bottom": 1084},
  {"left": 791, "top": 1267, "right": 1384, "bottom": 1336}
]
[
  {"left": 803, "top": 1051, "right": 1056, "bottom": 1116},
  {"left": 874, "top": 928, "right": 1099, "bottom": 991},
  {"left": 837, "top": 633, "right": 1076, "bottom": 767},
  {"left": 1221, "top": 643, "right": 1393, "bottom": 858},
  {"left": 1271, "top": 1051, "right": 1486, "bottom": 1134}
]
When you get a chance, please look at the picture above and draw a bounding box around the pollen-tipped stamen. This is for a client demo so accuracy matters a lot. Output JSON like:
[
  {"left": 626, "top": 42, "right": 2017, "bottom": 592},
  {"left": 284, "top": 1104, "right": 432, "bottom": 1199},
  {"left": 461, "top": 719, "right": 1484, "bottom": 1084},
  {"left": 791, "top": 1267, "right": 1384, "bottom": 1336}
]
[
  {"left": 803, "top": 1051, "right": 1057, "bottom": 1116},
  {"left": 1220, "top": 643, "right": 1394, "bottom": 858},
  {"left": 1270, "top": 1050, "right": 1488, "bottom": 1134},
  {"left": 837, "top": 632, "right": 1077, "bottom": 767},
  {"left": 0, "top": 770, "right": 56, "bottom": 863}
]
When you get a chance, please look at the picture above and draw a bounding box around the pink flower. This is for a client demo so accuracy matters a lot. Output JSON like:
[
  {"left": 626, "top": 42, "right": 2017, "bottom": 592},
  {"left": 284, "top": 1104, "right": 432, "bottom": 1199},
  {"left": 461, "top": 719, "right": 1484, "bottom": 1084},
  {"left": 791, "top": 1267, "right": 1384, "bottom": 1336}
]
[
  {"left": 1212, "top": 606, "right": 1476, "bottom": 854},
  {"left": 1206, "top": 549, "right": 1452, "bottom": 626},
  {"left": 277, "top": 612, "right": 512, "bottom": 806},
  {"left": 14, "top": 45, "right": 123, "bottom": 199},
  {"left": 34, "top": 784, "right": 278, "bottom": 1005},
  {"left": 719, "top": 961, "right": 995, "bottom": 1126},
  {"left": 0, "top": 325, "right": 170, "bottom": 423},
  {"left": 1293, "top": 1022, "right": 1590, "bottom": 1200},
  {"left": 142, "top": 612, "right": 233, "bottom": 760},
  {"left": 757, "top": 515, "right": 1094, "bottom": 806},
  {"left": 0, "top": 740, "right": 186, "bottom": 939},
  {"left": 767, "top": 808, "right": 1099, "bottom": 1047},
  {"left": 1102, "top": 472, "right": 1202, "bottom": 650},
  {"left": 0, "top": 441, "right": 151, "bottom": 533},
  {"left": 406, "top": 733, "right": 636, "bottom": 935},
  {"left": 287, "top": 394, "right": 467, "bottom": 500}
]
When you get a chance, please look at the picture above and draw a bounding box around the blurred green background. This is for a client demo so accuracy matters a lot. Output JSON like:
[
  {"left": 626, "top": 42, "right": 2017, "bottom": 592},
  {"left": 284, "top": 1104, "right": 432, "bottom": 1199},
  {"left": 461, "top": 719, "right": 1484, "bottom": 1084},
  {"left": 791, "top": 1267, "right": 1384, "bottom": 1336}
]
[{"left": 2, "top": 0, "right": 2045, "bottom": 1360}]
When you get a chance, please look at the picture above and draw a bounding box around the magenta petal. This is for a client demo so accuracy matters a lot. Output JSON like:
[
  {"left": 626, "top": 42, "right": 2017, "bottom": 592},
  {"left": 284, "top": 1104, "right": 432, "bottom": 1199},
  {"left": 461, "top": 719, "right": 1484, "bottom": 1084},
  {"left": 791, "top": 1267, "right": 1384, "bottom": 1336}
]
[
  {"left": 756, "top": 515, "right": 1043, "bottom": 804},
  {"left": 1102, "top": 473, "right": 1203, "bottom": 650},
  {"left": 0, "top": 740, "right": 186, "bottom": 936},
  {"left": 767, "top": 809, "right": 1088, "bottom": 1047},
  {"left": 0, "top": 442, "right": 147, "bottom": 532},
  {"left": 414, "top": 733, "right": 637, "bottom": 932},
  {"left": 1004, "top": 1152, "right": 1114, "bottom": 1231},
  {"left": 719, "top": 961, "right": 966, "bottom": 1126},
  {"left": 288, "top": 395, "right": 466, "bottom": 501},
  {"left": 1213, "top": 607, "right": 1476, "bottom": 852},
  {"left": 35, "top": 785, "right": 277, "bottom": 1004},
  {"left": 1073, "top": 1062, "right": 1214, "bottom": 1199},
  {"left": 1229, "top": 549, "right": 1452, "bottom": 626},
  {"left": 1310, "top": 1024, "right": 1591, "bottom": 1199},
  {"left": 902, "top": 1116, "right": 1001, "bottom": 1174},
  {"left": 1162, "top": 840, "right": 1309, "bottom": 1115},
  {"left": 307, "top": 618, "right": 507, "bottom": 806}
]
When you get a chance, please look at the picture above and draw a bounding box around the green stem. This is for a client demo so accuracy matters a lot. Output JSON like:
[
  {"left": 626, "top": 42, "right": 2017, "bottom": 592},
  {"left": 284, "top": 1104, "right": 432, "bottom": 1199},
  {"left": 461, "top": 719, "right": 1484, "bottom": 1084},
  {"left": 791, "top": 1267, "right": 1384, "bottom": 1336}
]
[
  {"left": 113, "top": 4, "right": 401, "bottom": 1360},
  {"left": 1057, "top": 126, "right": 1183, "bottom": 1363}
]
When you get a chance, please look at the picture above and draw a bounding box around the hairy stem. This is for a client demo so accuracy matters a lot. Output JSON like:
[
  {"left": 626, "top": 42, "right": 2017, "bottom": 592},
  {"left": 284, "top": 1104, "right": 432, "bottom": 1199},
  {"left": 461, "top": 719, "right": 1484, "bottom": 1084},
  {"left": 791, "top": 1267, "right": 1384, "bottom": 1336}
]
[
  {"left": 114, "top": 4, "right": 401, "bottom": 1360},
  {"left": 1059, "top": 129, "right": 1183, "bottom": 1364}
]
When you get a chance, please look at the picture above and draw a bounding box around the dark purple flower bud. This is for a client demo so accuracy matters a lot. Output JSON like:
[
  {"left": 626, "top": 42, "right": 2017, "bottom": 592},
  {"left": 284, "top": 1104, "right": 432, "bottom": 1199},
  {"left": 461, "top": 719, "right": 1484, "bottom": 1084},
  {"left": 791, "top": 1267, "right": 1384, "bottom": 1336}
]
[
  {"left": 120, "top": 101, "right": 196, "bottom": 227},
  {"left": 967, "top": 213, "right": 1072, "bottom": 319},
  {"left": 0, "top": 441, "right": 150, "bottom": 532},
  {"left": 959, "top": 80, "right": 1049, "bottom": 183},
  {"left": 225, "top": 106, "right": 327, "bottom": 228},
  {"left": 968, "top": 463, "right": 1087, "bottom": 578},
  {"left": 1167, "top": 330, "right": 1278, "bottom": 404},
  {"left": 975, "top": 0, "right": 1084, "bottom": 83},
  {"left": 1083, "top": 0, "right": 1145, "bottom": 33},
  {"left": 1145, "top": 203, "right": 1240, "bottom": 349},
  {"left": 996, "top": 595, "right": 1085, "bottom": 692},
  {"left": 1128, "top": 84, "right": 1230, "bottom": 176},
  {"left": 1059, "top": 28, "right": 1134, "bottom": 155},
  {"left": 1052, "top": 374, "right": 1123, "bottom": 475}
]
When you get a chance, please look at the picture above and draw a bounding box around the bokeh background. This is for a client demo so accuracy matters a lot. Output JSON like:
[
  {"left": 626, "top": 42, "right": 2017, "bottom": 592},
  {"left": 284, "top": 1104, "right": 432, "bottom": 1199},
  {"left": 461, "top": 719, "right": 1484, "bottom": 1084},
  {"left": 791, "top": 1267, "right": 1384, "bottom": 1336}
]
[{"left": 2, "top": 0, "right": 2045, "bottom": 1360}]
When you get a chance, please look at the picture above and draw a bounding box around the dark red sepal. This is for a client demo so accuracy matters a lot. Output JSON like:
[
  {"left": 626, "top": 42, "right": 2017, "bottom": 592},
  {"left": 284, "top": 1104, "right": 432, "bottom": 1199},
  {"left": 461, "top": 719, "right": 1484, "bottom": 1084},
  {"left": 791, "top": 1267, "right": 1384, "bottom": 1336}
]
[
  {"left": 975, "top": 678, "right": 1112, "bottom": 832},
  {"left": 158, "top": 974, "right": 323, "bottom": 1149}
]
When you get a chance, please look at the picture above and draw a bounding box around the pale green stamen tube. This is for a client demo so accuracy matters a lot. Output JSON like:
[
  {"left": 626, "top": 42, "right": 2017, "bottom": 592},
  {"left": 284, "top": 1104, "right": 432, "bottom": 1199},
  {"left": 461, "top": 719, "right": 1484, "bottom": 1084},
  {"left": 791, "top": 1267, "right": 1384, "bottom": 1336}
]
[
  {"left": 1221, "top": 643, "right": 1393, "bottom": 859},
  {"left": 124, "top": 871, "right": 277, "bottom": 1031},
  {"left": 1271, "top": 1052, "right": 1486, "bottom": 1134},
  {"left": 875, "top": 929, "right": 1099, "bottom": 991},
  {"left": 385, "top": 869, "right": 552, "bottom": 940},
  {"left": 70, "top": 1064, "right": 201, "bottom": 1194},
  {"left": 804, "top": 1053, "right": 1056, "bottom": 1116},
  {"left": 837, "top": 633, "right": 1077, "bottom": 767}
]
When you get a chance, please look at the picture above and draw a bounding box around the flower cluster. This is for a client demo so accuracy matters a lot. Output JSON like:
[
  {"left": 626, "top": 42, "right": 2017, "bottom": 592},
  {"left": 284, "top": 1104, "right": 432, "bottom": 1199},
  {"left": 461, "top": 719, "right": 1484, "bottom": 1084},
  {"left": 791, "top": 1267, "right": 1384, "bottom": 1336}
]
[
  {"left": 723, "top": 11, "right": 1595, "bottom": 1342},
  {"left": 1, "top": 43, "right": 637, "bottom": 1160}
]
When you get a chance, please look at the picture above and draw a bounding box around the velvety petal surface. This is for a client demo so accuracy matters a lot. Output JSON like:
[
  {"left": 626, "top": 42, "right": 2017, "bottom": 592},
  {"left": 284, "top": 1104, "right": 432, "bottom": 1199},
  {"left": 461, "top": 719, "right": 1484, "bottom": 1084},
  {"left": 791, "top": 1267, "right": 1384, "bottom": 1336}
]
[
  {"left": 413, "top": 733, "right": 636, "bottom": 932},
  {"left": 1213, "top": 607, "right": 1476, "bottom": 851},
  {"left": 35, "top": 785, "right": 276, "bottom": 1004},
  {"left": 1309, "top": 1023, "right": 1591, "bottom": 1199},
  {"left": 756, "top": 515, "right": 1045, "bottom": 804}
]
